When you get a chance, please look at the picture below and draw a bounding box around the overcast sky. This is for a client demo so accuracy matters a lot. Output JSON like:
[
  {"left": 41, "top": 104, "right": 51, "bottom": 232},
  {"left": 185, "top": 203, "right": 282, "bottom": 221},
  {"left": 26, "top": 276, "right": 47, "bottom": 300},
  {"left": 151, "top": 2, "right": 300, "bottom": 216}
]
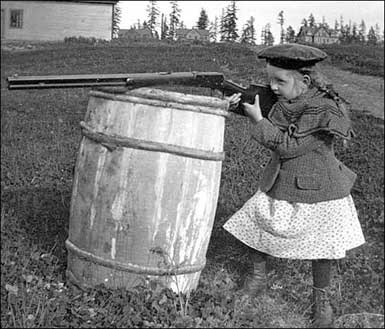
[{"left": 118, "top": 1, "right": 384, "bottom": 43}]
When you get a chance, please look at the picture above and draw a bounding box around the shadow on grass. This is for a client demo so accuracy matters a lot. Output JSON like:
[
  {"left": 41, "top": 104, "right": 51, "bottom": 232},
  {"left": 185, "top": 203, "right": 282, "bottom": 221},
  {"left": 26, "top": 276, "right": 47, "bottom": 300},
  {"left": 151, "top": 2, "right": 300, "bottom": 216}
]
[{"left": 1, "top": 186, "right": 71, "bottom": 274}]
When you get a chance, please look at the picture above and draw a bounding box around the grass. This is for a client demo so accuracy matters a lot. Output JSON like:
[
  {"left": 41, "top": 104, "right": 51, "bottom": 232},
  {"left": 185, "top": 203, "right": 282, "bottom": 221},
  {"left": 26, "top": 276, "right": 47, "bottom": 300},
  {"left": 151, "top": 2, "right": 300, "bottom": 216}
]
[
  {"left": 317, "top": 43, "right": 384, "bottom": 77},
  {"left": 1, "top": 40, "right": 384, "bottom": 328}
]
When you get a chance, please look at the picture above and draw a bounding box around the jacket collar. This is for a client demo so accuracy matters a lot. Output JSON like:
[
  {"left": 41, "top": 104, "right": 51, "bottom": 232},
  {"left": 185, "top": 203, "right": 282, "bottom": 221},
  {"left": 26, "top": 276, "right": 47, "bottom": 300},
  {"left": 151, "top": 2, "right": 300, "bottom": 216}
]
[
  {"left": 268, "top": 89, "right": 319, "bottom": 124},
  {"left": 267, "top": 89, "right": 354, "bottom": 139}
]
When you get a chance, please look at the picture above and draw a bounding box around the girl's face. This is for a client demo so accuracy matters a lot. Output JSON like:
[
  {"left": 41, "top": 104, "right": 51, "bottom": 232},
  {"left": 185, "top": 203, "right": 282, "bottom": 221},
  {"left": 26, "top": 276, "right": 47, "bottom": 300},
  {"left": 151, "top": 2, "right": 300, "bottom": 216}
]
[{"left": 266, "top": 64, "right": 308, "bottom": 101}]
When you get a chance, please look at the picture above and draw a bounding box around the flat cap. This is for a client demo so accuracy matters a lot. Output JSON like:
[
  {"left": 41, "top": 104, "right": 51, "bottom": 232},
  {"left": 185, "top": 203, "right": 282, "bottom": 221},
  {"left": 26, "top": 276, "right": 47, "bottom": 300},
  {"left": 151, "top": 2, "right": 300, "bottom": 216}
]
[{"left": 257, "top": 43, "right": 327, "bottom": 69}]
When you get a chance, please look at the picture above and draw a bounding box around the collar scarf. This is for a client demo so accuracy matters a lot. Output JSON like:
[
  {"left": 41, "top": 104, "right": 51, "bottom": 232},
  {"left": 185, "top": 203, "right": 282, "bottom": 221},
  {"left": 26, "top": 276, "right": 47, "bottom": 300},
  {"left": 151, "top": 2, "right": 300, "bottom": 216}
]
[{"left": 267, "top": 89, "right": 355, "bottom": 139}]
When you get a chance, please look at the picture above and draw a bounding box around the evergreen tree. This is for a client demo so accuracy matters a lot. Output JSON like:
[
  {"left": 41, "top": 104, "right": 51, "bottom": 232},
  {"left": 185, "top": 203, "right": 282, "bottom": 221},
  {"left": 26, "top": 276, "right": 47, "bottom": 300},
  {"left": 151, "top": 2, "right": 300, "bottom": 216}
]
[
  {"left": 209, "top": 16, "right": 219, "bottom": 42},
  {"left": 260, "top": 28, "right": 265, "bottom": 45},
  {"left": 277, "top": 10, "right": 285, "bottom": 44},
  {"left": 197, "top": 8, "right": 209, "bottom": 30},
  {"left": 240, "top": 16, "right": 256, "bottom": 45},
  {"left": 112, "top": 3, "right": 121, "bottom": 38},
  {"left": 146, "top": 1, "right": 160, "bottom": 37},
  {"left": 308, "top": 13, "right": 316, "bottom": 28},
  {"left": 222, "top": 1, "right": 239, "bottom": 42},
  {"left": 160, "top": 13, "right": 169, "bottom": 40},
  {"left": 345, "top": 24, "right": 352, "bottom": 43},
  {"left": 351, "top": 23, "right": 359, "bottom": 43},
  {"left": 285, "top": 25, "right": 296, "bottom": 43},
  {"left": 358, "top": 19, "right": 366, "bottom": 43},
  {"left": 339, "top": 15, "right": 344, "bottom": 31},
  {"left": 334, "top": 19, "right": 339, "bottom": 31},
  {"left": 266, "top": 31, "right": 274, "bottom": 45},
  {"left": 220, "top": 8, "right": 226, "bottom": 41},
  {"left": 320, "top": 17, "right": 329, "bottom": 30},
  {"left": 367, "top": 26, "right": 377, "bottom": 45},
  {"left": 262, "top": 23, "right": 274, "bottom": 46},
  {"left": 169, "top": 1, "right": 181, "bottom": 40},
  {"left": 301, "top": 18, "right": 308, "bottom": 27},
  {"left": 375, "top": 23, "right": 381, "bottom": 41}
]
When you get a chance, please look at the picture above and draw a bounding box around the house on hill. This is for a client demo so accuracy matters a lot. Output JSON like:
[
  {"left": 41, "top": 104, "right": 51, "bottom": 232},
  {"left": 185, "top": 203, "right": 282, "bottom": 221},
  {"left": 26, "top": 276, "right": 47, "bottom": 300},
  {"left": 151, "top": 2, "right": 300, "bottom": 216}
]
[
  {"left": 296, "top": 25, "right": 340, "bottom": 44},
  {"left": 1, "top": 0, "right": 118, "bottom": 41},
  {"left": 118, "top": 27, "right": 156, "bottom": 41},
  {"left": 175, "top": 29, "right": 210, "bottom": 42}
]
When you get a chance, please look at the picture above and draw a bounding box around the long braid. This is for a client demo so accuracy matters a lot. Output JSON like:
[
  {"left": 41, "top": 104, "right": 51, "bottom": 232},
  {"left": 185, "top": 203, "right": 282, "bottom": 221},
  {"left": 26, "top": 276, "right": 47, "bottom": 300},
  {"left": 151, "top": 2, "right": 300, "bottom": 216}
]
[{"left": 298, "top": 66, "right": 350, "bottom": 105}]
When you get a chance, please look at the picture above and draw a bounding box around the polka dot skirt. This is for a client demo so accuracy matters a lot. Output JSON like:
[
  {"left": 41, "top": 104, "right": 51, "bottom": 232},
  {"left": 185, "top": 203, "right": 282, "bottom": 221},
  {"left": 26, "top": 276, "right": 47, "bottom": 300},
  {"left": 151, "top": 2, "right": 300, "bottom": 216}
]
[{"left": 223, "top": 189, "right": 366, "bottom": 259}]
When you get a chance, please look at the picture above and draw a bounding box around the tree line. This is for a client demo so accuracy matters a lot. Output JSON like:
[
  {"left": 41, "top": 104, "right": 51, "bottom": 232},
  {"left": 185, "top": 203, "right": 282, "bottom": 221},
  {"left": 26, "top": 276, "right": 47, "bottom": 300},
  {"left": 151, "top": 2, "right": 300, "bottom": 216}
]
[{"left": 113, "top": 1, "right": 384, "bottom": 46}]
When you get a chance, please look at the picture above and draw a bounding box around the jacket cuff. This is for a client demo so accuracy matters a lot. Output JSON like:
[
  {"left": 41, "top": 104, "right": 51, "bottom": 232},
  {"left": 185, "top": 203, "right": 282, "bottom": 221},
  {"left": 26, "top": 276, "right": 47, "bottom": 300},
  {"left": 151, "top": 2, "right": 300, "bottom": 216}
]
[
  {"left": 252, "top": 118, "right": 282, "bottom": 150},
  {"left": 252, "top": 117, "right": 277, "bottom": 139}
]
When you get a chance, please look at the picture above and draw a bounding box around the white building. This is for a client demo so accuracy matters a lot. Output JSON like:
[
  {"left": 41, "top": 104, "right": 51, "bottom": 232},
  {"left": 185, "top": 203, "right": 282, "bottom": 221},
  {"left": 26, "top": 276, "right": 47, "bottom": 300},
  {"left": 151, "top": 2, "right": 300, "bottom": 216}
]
[{"left": 1, "top": 0, "right": 118, "bottom": 41}]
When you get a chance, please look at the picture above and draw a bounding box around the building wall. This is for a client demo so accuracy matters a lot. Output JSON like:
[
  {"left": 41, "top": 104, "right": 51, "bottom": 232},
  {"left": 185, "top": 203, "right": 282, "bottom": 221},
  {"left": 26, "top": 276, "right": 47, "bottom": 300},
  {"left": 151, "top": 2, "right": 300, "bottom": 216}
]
[
  {"left": 185, "top": 31, "right": 200, "bottom": 40},
  {"left": 298, "top": 26, "right": 339, "bottom": 44},
  {"left": 1, "top": 1, "right": 114, "bottom": 41}
]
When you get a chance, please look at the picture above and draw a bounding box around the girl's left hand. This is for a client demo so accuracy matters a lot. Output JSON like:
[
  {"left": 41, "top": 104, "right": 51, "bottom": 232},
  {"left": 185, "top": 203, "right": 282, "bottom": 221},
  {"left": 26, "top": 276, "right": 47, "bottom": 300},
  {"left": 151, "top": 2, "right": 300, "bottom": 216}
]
[
  {"left": 243, "top": 94, "right": 263, "bottom": 124},
  {"left": 225, "top": 92, "right": 242, "bottom": 110}
]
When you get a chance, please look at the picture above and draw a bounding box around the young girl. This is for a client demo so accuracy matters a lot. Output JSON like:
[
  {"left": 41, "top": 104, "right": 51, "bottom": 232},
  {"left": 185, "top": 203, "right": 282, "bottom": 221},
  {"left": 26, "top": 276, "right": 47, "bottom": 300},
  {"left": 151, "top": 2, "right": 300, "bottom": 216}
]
[{"left": 223, "top": 44, "right": 365, "bottom": 328}]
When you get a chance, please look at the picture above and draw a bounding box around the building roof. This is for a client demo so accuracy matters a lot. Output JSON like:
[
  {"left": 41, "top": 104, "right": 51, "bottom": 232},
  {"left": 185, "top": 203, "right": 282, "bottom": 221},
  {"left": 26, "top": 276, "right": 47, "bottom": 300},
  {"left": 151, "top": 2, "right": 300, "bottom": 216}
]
[
  {"left": 196, "top": 29, "right": 210, "bottom": 37},
  {"left": 298, "top": 25, "right": 338, "bottom": 38},
  {"left": 176, "top": 29, "right": 209, "bottom": 37},
  {"left": 176, "top": 29, "right": 193, "bottom": 37}
]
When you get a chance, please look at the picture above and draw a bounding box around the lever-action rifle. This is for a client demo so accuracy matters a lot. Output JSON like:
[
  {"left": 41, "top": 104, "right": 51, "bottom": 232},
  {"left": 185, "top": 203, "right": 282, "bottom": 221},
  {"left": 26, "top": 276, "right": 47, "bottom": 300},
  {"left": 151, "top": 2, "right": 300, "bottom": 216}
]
[{"left": 7, "top": 71, "right": 277, "bottom": 116}]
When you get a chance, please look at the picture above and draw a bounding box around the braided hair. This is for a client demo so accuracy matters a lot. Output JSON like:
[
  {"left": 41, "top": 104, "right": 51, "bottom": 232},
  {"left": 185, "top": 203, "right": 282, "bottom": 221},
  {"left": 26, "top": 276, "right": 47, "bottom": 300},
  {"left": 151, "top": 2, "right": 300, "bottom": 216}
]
[{"left": 297, "top": 65, "right": 350, "bottom": 105}]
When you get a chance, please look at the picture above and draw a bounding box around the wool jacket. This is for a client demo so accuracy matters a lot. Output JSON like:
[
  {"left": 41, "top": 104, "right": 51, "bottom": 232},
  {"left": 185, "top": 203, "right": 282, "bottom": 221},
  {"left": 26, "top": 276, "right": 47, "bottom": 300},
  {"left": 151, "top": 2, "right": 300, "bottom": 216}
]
[{"left": 253, "top": 89, "right": 357, "bottom": 204}]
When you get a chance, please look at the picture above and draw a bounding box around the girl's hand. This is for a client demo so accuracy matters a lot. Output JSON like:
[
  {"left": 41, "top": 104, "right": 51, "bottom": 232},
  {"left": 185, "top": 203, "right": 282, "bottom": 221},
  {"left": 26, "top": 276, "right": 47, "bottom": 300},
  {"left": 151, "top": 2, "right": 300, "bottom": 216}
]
[
  {"left": 243, "top": 94, "right": 263, "bottom": 124},
  {"left": 225, "top": 92, "right": 242, "bottom": 111}
]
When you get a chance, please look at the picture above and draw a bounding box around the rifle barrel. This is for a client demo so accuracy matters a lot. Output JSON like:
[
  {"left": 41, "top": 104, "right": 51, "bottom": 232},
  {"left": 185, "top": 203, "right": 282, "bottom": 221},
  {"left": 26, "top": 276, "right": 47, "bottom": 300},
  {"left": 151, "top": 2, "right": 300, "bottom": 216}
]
[{"left": 7, "top": 72, "right": 224, "bottom": 90}]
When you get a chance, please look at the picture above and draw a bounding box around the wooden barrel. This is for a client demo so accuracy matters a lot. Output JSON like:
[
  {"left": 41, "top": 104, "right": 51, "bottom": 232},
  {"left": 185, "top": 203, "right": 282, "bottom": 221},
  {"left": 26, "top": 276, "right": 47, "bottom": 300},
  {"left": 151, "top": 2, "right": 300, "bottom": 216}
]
[{"left": 66, "top": 87, "right": 230, "bottom": 293}]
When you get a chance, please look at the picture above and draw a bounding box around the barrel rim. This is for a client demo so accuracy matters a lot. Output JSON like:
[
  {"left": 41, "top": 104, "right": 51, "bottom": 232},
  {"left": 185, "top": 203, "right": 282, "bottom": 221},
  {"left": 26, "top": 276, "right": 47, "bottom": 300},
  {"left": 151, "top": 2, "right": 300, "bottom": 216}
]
[{"left": 89, "top": 89, "right": 231, "bottom": 118}]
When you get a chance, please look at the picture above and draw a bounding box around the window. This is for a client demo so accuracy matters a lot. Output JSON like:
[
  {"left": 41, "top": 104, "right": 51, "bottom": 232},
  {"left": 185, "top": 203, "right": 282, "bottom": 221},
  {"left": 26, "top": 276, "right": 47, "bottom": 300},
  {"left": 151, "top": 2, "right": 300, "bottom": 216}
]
[{"left": 10, "top": 9, "right": 23, "bottom": 28}]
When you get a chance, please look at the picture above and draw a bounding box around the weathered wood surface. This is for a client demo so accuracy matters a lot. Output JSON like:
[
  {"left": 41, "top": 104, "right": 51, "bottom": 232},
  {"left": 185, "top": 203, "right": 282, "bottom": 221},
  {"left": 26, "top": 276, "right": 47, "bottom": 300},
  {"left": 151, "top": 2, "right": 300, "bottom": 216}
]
[
  {"left": 1, "top": 1, "right": 114, "bottom": 41},
  {"left": 66, "top": 88, "right": 229, "bottom": 293}
]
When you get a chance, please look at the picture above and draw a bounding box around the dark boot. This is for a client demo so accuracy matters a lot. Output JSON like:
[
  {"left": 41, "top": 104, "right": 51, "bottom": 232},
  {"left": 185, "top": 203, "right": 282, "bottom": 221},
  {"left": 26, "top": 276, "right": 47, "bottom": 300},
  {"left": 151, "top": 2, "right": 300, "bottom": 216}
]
[
  {"left": 241, "top": 260, "right": 267, "bottom": 296},
  {"left": 240, "top": 250, "right": 267, "bottom": 296},
  {"left": 311, "top": 287, "right": 333, "bottom": 328}
]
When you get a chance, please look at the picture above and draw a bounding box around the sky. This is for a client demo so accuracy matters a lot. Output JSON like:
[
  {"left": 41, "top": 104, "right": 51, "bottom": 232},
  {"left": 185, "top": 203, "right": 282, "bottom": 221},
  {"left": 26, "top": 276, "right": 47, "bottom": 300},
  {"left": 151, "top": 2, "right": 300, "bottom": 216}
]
[{"left": 118, "top": 1, "right": 384, "bottom": 43}]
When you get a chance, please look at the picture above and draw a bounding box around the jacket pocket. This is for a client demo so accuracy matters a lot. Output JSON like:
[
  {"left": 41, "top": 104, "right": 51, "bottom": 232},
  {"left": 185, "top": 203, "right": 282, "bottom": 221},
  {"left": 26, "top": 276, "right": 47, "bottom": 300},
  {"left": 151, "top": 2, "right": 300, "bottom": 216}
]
[{"left": 296, "top": 175, "right": 323, "bottom": 190}]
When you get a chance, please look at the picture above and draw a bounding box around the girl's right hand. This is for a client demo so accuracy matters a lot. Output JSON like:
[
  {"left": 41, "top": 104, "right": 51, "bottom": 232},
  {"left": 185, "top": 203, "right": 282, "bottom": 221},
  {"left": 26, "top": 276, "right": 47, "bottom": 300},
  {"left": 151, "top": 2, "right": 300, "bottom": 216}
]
[{"left": 243, "top": 94, "right": 263, "bottom": 124}]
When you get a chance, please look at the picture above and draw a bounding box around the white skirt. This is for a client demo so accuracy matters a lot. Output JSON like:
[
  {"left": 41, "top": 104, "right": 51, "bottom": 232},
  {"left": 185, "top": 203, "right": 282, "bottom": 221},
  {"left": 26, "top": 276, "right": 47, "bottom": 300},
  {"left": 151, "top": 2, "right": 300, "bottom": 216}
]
[{"left": 223, "top": 189, "right": 366, "bottom": 259}]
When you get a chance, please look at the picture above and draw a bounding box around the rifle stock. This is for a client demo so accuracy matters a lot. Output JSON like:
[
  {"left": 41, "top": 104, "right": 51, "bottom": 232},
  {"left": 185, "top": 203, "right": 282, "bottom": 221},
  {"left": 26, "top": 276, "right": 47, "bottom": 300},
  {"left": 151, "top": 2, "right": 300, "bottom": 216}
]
[
  {"left": 7, "top": 71, "right": 277, "bottom": 116},
  {"left": 221, "top": 80, "right": 277, "bottom": 117}
]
